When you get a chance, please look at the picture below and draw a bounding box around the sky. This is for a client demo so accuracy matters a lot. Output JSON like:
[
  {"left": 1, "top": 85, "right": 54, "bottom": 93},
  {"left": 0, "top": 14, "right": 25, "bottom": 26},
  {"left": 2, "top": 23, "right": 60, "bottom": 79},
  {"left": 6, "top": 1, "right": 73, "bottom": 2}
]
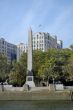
[{"left": 0, "top": 0, "right": 73, "bottom": 48}]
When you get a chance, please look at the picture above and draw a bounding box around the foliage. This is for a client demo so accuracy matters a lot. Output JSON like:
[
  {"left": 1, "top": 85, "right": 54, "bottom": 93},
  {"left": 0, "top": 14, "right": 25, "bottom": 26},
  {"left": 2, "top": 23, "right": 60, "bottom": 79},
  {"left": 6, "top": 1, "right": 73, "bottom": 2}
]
[
  {"left": 1, "top": 47, "right": 73, "bottom": 86},
  {"left": 0, "top": 54, "right": 9, "bottom": 82},
  {"left": 32, "top": 49, "right": 73, "bottom": 82},
  {"left": 9, "top": 62, "right": 26, "bottom": 86}
]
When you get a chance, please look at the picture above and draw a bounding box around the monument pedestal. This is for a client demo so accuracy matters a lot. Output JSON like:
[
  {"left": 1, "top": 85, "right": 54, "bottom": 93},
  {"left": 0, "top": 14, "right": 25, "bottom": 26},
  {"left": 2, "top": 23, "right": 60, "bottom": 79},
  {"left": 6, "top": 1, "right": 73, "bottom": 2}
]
[{"left": 26, "top": 76, "right": 35, "bottom": 87}]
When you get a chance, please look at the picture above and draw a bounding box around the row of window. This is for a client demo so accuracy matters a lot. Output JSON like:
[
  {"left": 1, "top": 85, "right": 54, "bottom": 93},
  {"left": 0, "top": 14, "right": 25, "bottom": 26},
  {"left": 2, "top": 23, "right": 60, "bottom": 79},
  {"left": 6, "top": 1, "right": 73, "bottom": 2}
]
[
  {"left": 33, "top": 34, "right": 51, "bottom": 40},
  {"left": 33, "top": 47, "right": 44, "bottom": 51},
  {"left": 33, "top": 35, "right": 44, "bottom": 40},
  {"left": 33, "top": 40, "right": 44, "bottom": 44}
]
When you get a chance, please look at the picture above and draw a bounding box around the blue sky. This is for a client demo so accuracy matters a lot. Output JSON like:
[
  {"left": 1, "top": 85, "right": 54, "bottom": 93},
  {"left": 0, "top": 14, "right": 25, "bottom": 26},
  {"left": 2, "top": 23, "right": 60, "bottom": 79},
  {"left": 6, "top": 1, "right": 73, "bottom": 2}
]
[{"left": 0, "top": 0, "right": 73, "bottom": 48}]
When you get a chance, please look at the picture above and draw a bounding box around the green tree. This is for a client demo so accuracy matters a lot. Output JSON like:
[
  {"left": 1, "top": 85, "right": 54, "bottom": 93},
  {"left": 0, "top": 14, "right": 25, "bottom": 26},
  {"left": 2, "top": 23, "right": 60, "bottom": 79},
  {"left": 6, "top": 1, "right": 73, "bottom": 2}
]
[
  {"left": 9, "top": 61, "right": 26, "bottom": 86},
  {"left": 62, "top": 53, "right": 73, "bottom": 81},
  {"left": 8, "top": 48, "right": 73, "bottom": 86},
  {"left": 0, "top": 54, "right": 8, "bottom": 82}
]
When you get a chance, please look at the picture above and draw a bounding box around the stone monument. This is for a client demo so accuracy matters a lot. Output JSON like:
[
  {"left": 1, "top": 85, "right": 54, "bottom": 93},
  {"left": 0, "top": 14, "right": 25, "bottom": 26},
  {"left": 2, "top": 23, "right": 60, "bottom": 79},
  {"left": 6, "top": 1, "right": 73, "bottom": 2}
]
[{"left": 25, "top": 27, "right": 35, "bottom": 87}]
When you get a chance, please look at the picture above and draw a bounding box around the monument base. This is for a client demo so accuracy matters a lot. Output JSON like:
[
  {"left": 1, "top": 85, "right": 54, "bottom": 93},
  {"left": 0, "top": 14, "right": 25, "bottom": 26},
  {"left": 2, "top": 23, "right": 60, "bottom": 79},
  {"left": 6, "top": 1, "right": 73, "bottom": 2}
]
[{"left": 25, "top": 76, "right": 35, "bottom": 87}]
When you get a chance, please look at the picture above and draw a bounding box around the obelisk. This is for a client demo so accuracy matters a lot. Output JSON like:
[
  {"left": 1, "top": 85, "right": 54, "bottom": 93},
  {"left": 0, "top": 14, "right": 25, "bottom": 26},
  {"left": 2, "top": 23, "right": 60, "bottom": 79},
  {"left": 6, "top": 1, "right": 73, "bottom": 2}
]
[{"left": 26, "top": 27, "right": 35, "bottom": 87}]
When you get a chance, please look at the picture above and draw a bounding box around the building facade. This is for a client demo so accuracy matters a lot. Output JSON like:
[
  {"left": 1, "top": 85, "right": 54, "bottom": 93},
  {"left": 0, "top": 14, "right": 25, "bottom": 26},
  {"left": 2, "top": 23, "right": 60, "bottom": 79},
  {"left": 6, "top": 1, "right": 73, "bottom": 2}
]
[
  {"left": 33, "top": 32, "right": 57, "bottom": 52},
  {"left": 17, "top": 43, "right": 27, "bottom": 61},
  {"left": 17, "top": 32, "right": 63, "bottom": 61},
  {"left": 57, "top": 40, "right": 63, "bottom": 49},
  {"left": 0, "top": 38, "right": 17, "bottom": 63}
]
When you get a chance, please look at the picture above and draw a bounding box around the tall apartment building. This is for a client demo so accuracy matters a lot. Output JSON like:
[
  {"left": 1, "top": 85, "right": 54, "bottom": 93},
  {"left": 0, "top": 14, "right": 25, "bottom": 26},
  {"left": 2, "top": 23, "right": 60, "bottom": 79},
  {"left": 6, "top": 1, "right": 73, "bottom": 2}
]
[
  {"left": 33, "top": 32, "right": 57, "bottom": 51},
  {"left": 0, "top": 38, "right": 17, "bottom": 63},
  {"left": 17, "top": 43, "right": 27, "bottom": 61}
]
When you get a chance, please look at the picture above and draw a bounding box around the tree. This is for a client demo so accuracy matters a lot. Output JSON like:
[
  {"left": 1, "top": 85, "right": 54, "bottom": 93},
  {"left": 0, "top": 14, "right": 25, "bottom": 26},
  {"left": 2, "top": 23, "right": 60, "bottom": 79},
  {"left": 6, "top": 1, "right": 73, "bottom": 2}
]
[
  {"left": 0, "top": 54, "right": 8, "bottom": 82},
  {"left": 63, "top": 53, "right": 73, "bottom": 81},
  {"left": 9, "top": 62, "right": 26, "bottom": 86},
  {"left": 33, "top": 50, "right": 45, "bottom": 75},
  {"left": 8, "top": 48, "right": 73, "bottom": 86}
]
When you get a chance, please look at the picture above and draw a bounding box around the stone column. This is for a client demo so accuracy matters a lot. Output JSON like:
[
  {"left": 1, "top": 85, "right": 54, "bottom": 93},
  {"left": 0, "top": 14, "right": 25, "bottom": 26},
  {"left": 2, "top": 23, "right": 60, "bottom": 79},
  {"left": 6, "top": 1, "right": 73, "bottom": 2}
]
[
  {"left": 25, "top": 27, "right": 35, "bottom": 87},
  {"left": 27, "top": 27, "right": 32, "bottom": 73}
]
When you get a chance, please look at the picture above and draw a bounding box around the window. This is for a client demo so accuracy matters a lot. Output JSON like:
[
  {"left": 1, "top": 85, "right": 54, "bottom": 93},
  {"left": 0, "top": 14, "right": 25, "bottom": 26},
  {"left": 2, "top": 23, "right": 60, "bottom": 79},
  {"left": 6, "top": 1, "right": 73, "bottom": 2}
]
[
  {"left": 48, "top": 36, "right": 49, "bottom": 39},
  {"left": 37, "top": 44, "right": 38, "bottom": 48},
  {"left": 37, "top": 35, "right": 38, "bottom": 39},
  {"left": 34, "top": 45, "right": 35, "bottom": 47}
]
